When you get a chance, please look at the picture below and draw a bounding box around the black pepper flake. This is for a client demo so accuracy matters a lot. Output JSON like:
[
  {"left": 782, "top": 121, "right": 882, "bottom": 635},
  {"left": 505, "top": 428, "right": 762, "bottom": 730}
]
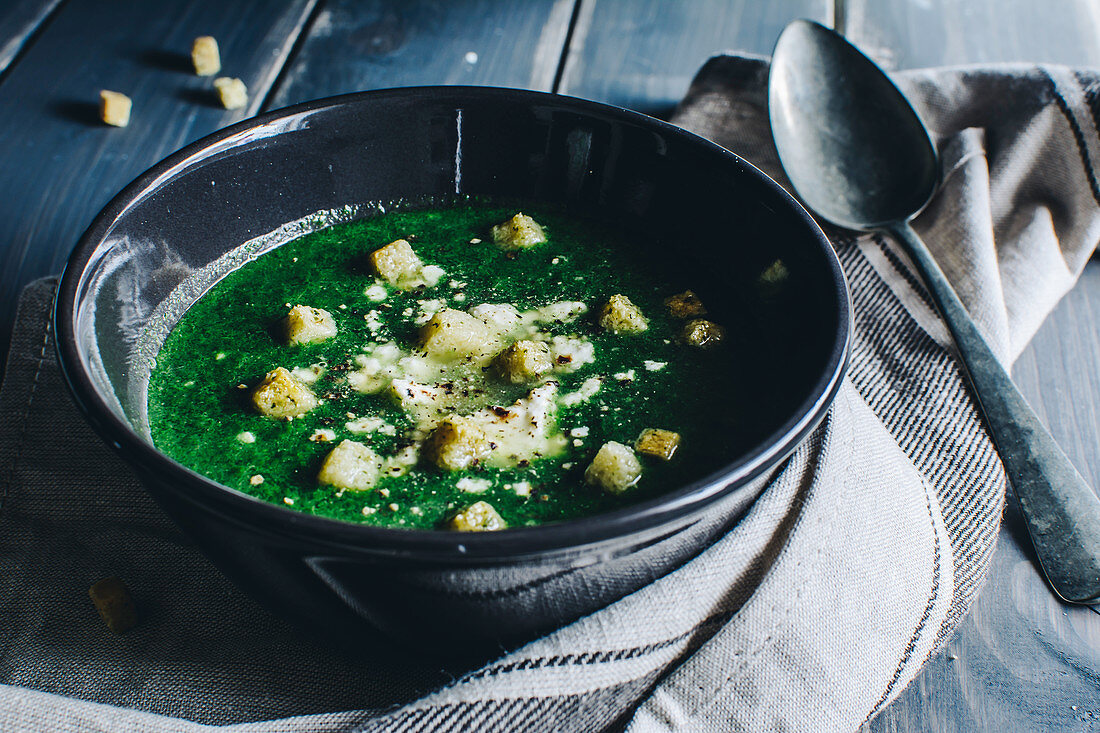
[{"left": 492, "top": 406, "right": 509, "bottom": 417}]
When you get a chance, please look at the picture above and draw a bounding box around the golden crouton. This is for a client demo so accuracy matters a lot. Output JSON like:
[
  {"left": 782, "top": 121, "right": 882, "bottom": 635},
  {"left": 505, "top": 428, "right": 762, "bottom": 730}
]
[
  {"left": 99, "top": 90, "right": 131, "bottom": 127},
  {"left": 758, "top": 259, "right": 790, "bottom": 298},
  {"left": 424, "top": 415, "right": 493, "bottom": 471},
  {"left": 663, "top": 290, "right": 707, "bottom": 319},
  {"left": 191, "top": 36, "right": 221, "bottom": 76},
  {"left": 680, "top": 319, "right": 727, "bottom": 348},
  {"left": 419, "top": 308, "right": 496, "bottom": 362},
  {"left": 369, "top": 239, "right": 423, "bottom": 286},
  {"left": 446, "top": 501, "right": 507, "bottom": 531},
  {"left": 598, "top": 294, "right": 648, "bottom": 334},
  {"left": 251, "top": 366, "right": 318, "bottom": 418},
  {"left": 492, "top": 213, "right": 546, "bottom": 249},
  {"left": 214, "top": 77, "right": 248, "bottom": 110},
  {"left": 89, "top": 577, "right": 138, "bottom": 633},
  {"left": 317, "top": 440, "right": 381, "bottom": 491},
  {"left": 585, "top": 441, "right": 643, "bottom": 495},
  {"left": 635, "top": 428, "right": 681, "bottom": 461},
  {"left": 495, "top": 340, "right": 553, "bottom": 383},
  {"left": 284, "top": 305, "right": 336, "bottom": 345}
]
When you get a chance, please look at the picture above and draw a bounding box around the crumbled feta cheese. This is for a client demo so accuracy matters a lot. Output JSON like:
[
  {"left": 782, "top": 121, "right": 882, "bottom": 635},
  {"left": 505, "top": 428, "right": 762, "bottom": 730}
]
[
  {"left": 365, "top": 310, "right": 384, "bottom": 332},
  {"left": 237, "top": 431, "right": 256, "bottom": 443},
  {"left": 644, "top": 360, "right": 668, "bottom": 371},
  {"left": 414, "top": 299, "right": 447, "bottom": 325},
  {"left": 614, "top": 369, "right": 636, "bottom": 382},
  {"left": 362, "top": 506, "right": 377, "bottom": 516},
  {"left": 561, "top": 377, "right": 602, "bottom": 406},
  {"left": 309, "top": 428, "right": 336, "bottom": 443},
  {"left": 421, "top": 265, "right": 446, "bottom": 287},
  {"left": 569, "top": 427, "right": 590, "bottom": 437},
  {"left": 291, "top": 363, "right": 325, "bottom": 384},
  {"left": 215, "top": 352, "right": 226, "bottom": 360},
  {"left": 250, "top": 474, "right": 264, "bottom": 485},
  {"left": 549, "top": 335, "right": 595, "bottom": 372},
  {"left": 283, "top": 496, "right": 294, "bottom": 505},
  {"left": 365, "top": 283, "right": 388, "bottom": 301},
  {"left": 511, "top": 481, "right": 532, "bottom": 497},
  {"left": 457, "top": 477, "right": 492, "bottom": 493}
]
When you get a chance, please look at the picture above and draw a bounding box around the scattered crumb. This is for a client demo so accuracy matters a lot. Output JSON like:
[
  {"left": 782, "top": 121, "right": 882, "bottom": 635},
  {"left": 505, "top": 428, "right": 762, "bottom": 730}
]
[
  {"left": 283, "top": 496, "right": 295, "bottom": 505},
  {"left": 379, "top": 488, "right": 391, "bottom": 498},
  {"left": 464, "top": 51, "right": 479, "bottom": 64},
  {"left": 215, "top": 352, "right": 226, "bottom": 361},
  {"left": 250, "top": 474, "right": 264, "bottom": 485},
  {"left": 88, "top": 577, "right": 138, "bottom": 634},
  {"left": 309, "top": 428, "right": 336, "bottom": 443},
  {"left": 191, "top": 36, "right": 221, "bottom": 76},
  {"left": 643, "top": 360, "right": 667, "bottom": 371},
  {"left": 388, "top": 503, "right": 399, "bottom": 512},
  {"left": 362, "top": 506, "right": 377, "bottom": 516},
  {"left": 236, "top": 431, "right": 255, "bottom": 443},
  {"left": 469, "top": 238, "right": 482, "bottom": 244},
  {"left": 99, "top": 90, "right": 132, "bottom": 127},
  {"left": 214, "top": 77, "right": 248, "bottom": 110}
]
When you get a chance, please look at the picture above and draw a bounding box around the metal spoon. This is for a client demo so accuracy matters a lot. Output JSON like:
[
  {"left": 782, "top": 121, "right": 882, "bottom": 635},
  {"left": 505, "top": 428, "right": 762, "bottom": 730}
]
[{"left": 768, "top": 18, "right": 1100, "bottom": 604}]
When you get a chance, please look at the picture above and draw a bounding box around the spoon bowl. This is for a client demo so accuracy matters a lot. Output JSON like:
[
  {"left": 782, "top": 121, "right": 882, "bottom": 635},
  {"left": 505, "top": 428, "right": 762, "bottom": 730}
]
[{"left": 769, "top": 19, "right": 939, "bottom": 231}]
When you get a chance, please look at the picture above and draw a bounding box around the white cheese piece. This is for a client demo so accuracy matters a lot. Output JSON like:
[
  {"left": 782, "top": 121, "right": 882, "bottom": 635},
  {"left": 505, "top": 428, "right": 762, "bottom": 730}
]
[
  {"left": 560, "top": 377, "right": 602, "bottom": 407},
  {"left": 346, "top": 416, "right": 386, "bottom": 434},
  {"left": 614, "top": 369, "right": 636, "bottom": 382},
  {"left": 421, "top": 265, "right": 447, "bottom": 287},
  {"left": 569, "top": 427, "right": 590, "bottom": 437},
  {"left": 309, "top": 428, "right": 337, "bottom": 443},
  {"left": 457, "top": 477, "right": 492, "bottom": 493},
  {"left": 469, "top": 303, "right": 522, "bottom": 334},
  {"left": 414, "top": 299, "right": 447, "bottom": 325},
  {"left": 364, "top": 310, "right": 384, "bottom": 332},
  {"left": 291, "top": 363, "right": 325, "bottom": 384},
  {"left": 464, "top": 383, "right": 567, "bottom": 467},
  {"left": 644, "top": 360, "right": 668, "bottom": 371},
  {"left": 511, "top": 481, "right": 533, "bottom": 497},
  {"left": 236, "top": 431, "right": 256, "bottom": 443},
  {"left": 365, "top": 283, "right": 388, "bottom": 301},
  {"left": 548, "top": 335, "right": 595, "bottom": 372}
]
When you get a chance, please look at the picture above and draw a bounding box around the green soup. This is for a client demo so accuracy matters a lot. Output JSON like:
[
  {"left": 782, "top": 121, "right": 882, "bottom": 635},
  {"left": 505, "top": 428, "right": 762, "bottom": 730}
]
[{"left": 148, "top": 204, "right": 754, "bottom": 530}]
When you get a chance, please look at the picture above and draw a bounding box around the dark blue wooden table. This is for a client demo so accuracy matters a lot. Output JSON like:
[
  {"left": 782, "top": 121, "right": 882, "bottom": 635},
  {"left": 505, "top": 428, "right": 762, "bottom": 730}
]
[{"left": 1, "top": 1, "right": 1097, "bottom": 729}]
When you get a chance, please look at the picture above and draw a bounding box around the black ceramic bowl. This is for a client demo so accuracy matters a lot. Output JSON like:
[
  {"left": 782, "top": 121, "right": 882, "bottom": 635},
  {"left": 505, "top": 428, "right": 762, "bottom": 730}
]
[{"left": 55, "top": 87, "right": 849, "bottom": 655}]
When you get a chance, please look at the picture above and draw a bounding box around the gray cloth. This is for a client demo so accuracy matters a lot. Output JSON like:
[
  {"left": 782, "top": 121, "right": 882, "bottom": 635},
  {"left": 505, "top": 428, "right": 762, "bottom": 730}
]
[{"left": 2, "top": 57, "right": 1098, "bottom": 731}]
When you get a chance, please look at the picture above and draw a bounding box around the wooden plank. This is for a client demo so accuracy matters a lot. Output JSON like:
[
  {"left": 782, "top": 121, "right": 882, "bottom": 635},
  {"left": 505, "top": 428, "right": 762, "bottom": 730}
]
[
  {"left": 555, "top": 0, "right": 829, "bottom": 115},
  {"left": 0, "top": 0, "right": 318, "bottom": 372},
  {"left": 265, "top": 0, "right": 575, "bottom": 110},
  {"left": 843, "top": 0, "right": 1100, "bottom": 70},
  {"left": 0, "top": 0, "right": 61, "bottom": 75}
]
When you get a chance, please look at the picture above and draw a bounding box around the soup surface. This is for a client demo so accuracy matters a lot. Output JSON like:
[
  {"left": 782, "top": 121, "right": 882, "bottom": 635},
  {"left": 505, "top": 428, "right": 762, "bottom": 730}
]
[{"left": 148, "top": 204, "right": 760, "bottom": 529}]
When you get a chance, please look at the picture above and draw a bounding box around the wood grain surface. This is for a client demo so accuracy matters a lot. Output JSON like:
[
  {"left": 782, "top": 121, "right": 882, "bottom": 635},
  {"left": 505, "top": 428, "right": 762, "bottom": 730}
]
[
  {"left": 265, "top": 0, "right": 574, "bottom": 110},
  {"left": 0, "top": 0, "right": 61, "bottom": 75},
  {"left": 556, "top": 0, "right": 829, "bottom": 115}
]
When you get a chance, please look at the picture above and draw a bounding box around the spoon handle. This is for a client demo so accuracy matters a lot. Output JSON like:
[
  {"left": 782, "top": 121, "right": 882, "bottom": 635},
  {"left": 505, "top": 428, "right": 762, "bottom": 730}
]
[{"left": 888, "top": 220, "right": 1100, "bottom": 604}]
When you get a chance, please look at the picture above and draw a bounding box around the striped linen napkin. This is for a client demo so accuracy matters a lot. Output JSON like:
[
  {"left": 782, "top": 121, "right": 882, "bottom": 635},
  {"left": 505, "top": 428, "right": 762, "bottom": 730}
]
[{"left": 1, "top": 57, "right": 1098, "bottom": 731}]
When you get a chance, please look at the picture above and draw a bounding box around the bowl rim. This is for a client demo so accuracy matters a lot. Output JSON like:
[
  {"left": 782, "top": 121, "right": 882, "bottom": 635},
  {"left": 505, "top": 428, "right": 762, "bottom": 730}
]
[{"left": 54, "top": 85, "right": 851, "bottom": 560}]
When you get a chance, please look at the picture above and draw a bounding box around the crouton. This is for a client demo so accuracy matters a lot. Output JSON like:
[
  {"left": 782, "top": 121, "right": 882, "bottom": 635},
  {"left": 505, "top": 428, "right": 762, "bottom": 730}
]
[
  {"left": 317, "top": 440, "right": 381, "bottom": 491},
  {"left": 598, "top": 294, "right": 648, "bottom": 334},
  {"left": 635, "top": 428, "right": 681, "bottom": 461},
  {"left": 680, "top": 319, "right": 726, "bottom": 348},
  {"left": 99, "top": 90, "right": 131, "bottom": 127},
  {"left": 214, "top": 77, "right": 248, "bottom": 110},
  {"left": 369, "top": 239, "right": 423, "bottom": 286},
  {"left": 585, "top": 441, "right": 642, "bottom": 494},
  {"left": 424, "top": 415, "right": 493, "bottom": 470},
  {"left": 492, "top": 213, "right": 546, "bottom": 249},
  {"left": 495, "top": 340, "right": 553, "bottom": 383},
  {"left": 284, "top": 305, "right": 336, "bottom": 345},
  {"left": 419, "top": 308, "right": 496, "bottom": 362},
  {"left": 251, "top": 366, "right": 318, "bottom": 418},
  {"left": 446, "top": 501, "right": 507, "bottom": 531},
  {"left": 191, "top": 36, "right": 221, "bottom": 76},
  {"left": 663, "top": 290, "right": 707, "bottom": 319}
]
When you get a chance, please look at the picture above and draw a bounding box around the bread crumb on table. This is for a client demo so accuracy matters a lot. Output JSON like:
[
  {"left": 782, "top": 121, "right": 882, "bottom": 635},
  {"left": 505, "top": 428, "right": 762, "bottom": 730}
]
[
  {"left": 191, "top": 36, "right": 221, "bottom": 76},
  {"left": 88, "top": 577, "right": 138, "bottom": 633},
  {"left": 99, "top": 90, "right": 131, "bottom": 127},
  {"left": 214, "top": 77, "right": 248, "bottom": 110}
]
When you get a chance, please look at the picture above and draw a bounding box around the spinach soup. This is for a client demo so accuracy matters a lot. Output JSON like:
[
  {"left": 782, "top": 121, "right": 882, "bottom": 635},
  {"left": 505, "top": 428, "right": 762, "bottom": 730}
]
[{"left": 148, "top": 204, "right": 759, "bottom": 530}]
